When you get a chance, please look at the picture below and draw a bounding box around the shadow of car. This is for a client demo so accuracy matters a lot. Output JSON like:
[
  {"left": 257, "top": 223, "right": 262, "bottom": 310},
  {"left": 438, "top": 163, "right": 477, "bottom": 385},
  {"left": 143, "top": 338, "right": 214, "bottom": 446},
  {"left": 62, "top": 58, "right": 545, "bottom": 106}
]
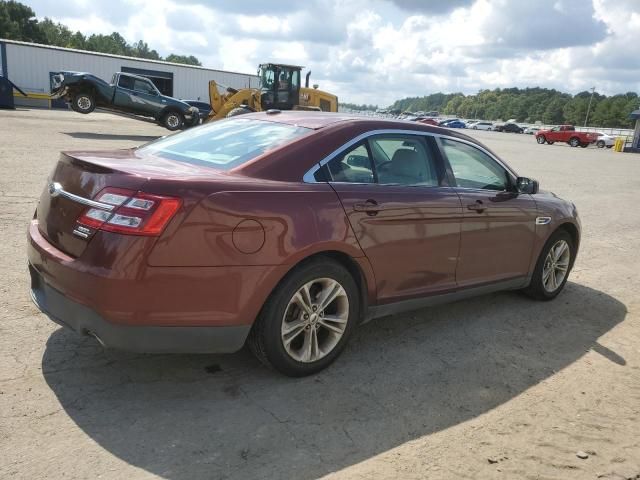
[{"left": 41, "top": 282, "right": 626, "bottom": 480}]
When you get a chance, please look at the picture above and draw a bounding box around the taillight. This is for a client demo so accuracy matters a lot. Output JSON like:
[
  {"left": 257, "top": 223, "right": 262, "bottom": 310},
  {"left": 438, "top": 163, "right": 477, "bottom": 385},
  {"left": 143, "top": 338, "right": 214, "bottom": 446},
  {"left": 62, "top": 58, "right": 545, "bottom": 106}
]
[{"left": 77, "top": 188, "right": 181, "bottom": 236}]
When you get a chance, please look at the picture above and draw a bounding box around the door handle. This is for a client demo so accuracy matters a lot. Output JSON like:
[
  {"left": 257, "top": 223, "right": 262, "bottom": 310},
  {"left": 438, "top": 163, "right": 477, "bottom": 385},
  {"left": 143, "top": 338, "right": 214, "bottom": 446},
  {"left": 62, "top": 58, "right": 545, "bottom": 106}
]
[
  {"left": 467, "top": 200, "right": 486, "bottom": 213},
  {"left": 353, "top": 200, "right": 381, "bottom": 215}
]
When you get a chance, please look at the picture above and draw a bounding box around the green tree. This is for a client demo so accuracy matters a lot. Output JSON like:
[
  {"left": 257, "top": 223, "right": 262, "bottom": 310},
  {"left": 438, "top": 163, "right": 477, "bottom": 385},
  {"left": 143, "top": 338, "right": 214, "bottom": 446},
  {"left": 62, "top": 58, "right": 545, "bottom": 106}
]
[
  {"left": 0, "top": 0, "right": 42, "bottom": 42},
  {"left": 131, "top": 40, "right": 161, "bottom": 60},
  {"left": 165, "top": 54, "right": 202, "bottom": 66},
  {"left": 37, "top": 18, "right": 74, "bottom": 47}
]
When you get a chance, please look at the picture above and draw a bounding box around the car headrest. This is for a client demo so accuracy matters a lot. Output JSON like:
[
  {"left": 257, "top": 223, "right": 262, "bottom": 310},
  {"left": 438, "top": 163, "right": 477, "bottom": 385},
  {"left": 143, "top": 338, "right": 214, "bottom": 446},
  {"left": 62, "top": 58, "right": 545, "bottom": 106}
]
[{"left": 390, "top": 148, "right": 422, "bottom": 177}]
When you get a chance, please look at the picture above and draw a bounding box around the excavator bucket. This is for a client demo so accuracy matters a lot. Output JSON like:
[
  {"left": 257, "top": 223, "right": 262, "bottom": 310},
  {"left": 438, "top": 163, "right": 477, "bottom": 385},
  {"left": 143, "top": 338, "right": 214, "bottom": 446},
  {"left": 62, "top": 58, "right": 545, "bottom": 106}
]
[{"left": 208, "top": 80, "right": 223, "bottom": 116}]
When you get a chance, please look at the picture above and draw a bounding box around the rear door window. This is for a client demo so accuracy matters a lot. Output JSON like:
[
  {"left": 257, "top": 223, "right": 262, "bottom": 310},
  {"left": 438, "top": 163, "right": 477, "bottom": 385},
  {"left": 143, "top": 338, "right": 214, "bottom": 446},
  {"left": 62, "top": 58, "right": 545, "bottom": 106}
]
[
  {"left": 326, "top": 143, "right": 375, "bottom": 183},
  {"left": 369, "top": 136, "right": 440, "bottom": 186}
]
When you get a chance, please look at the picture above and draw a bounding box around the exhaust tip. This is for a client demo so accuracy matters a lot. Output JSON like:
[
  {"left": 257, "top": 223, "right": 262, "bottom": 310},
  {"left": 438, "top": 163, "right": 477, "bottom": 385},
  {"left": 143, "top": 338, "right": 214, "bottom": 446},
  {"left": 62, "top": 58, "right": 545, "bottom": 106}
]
[{"left": 85, "top": 330, "right": 106, "bottom": 348}]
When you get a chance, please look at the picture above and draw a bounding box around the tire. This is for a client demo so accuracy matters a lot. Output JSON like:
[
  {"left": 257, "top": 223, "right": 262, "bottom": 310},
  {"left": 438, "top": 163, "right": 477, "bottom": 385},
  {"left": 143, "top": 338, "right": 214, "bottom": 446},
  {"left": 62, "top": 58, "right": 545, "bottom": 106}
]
[
  {"left": 227, "top": 106, "right": 254, "bottom": 118},
  {"left": 248, "top": 258, "right": 359, "bottom": 377},
  {"left": 569, "top": 137, "right": 580, "bottom": 147},
  {"left": 71, "top": 92, "right": 95, "bottom": 114},
  {"left": 161, "top": 111, "right": 184, "bottom": 131},
  {"left": 536, "top": 135, "right": 546, "bottom": 144},
  {"left": 523, "top": 230, "right": 575, "bottom": 301},
  {"left": 597, "top": 140, "right": 605, "bottom": 148}
]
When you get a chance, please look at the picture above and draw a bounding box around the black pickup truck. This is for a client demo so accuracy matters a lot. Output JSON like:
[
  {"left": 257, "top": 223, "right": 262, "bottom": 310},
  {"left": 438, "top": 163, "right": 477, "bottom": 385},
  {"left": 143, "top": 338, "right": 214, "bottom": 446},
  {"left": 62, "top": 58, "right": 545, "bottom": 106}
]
[{"left": 51, "top": 71, "right": 199, "bottom": 130}]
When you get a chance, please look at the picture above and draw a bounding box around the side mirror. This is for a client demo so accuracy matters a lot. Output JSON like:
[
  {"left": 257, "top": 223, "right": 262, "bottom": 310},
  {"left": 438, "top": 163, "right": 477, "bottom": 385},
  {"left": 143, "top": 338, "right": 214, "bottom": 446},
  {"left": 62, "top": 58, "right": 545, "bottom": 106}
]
[{"left": 516, "top": 176, "right": 539, "bottom": 194}]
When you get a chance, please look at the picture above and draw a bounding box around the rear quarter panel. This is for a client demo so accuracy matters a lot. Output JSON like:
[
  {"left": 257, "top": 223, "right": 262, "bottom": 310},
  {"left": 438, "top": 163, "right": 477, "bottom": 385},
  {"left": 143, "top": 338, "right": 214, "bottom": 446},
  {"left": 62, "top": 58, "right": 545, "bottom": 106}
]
[{"left": 147, "top": 183, "right": 366, "bottom": 267}]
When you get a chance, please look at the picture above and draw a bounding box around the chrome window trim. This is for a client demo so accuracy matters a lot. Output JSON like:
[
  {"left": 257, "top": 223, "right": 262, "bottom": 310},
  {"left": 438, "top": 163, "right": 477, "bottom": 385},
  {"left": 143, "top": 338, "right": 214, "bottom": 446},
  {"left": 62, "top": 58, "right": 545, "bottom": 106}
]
[{"left": 302, "top": 129, "right": 518, "bottom": 186}]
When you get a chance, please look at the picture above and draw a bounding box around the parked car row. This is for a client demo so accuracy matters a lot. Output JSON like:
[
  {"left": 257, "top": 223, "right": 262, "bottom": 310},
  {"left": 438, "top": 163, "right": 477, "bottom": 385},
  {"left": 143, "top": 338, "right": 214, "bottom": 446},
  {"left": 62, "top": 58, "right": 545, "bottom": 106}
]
[{"left": 402, "top": 115, "right": 616, "bottom": 149}]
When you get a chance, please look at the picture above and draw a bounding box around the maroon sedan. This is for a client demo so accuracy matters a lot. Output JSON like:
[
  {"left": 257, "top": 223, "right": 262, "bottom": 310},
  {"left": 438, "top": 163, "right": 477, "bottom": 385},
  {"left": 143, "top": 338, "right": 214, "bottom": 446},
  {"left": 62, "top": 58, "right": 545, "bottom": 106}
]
[{"left": 28, "top": 112, "right": 580, "bottom": 376}]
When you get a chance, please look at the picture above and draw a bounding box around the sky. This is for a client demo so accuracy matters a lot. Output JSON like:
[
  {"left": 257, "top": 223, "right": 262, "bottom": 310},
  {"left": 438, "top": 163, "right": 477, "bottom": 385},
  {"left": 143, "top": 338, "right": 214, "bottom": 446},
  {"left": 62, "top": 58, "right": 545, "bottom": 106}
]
[{"left": 26, "top": 0, "right": 640, "bottom": 106}]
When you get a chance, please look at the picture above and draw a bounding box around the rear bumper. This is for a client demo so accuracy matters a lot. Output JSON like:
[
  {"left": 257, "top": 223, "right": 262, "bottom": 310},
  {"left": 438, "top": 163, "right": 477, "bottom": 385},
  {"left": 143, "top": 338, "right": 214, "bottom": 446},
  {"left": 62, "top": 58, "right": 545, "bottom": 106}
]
[
  {"left": 27, "top": 219, "right": 289, "bottom": 353},
  {"left": 30, "top": 265, "right": 250, "bottom": 353}
]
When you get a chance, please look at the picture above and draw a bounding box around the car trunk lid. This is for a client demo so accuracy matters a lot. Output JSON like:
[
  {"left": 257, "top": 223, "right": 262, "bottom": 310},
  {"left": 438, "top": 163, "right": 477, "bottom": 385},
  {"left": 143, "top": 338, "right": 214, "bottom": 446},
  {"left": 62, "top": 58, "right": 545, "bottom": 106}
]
[{"left": 36, "top": 149, "right": 230, "bottom": 258}]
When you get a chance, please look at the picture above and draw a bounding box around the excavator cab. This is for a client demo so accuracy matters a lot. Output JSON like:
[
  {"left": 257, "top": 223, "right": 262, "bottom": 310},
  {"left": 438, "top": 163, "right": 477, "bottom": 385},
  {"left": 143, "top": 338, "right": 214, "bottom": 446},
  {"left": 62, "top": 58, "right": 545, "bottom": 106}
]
[{"left": 258, "top": 63, "right": 302, "bottom": 111}]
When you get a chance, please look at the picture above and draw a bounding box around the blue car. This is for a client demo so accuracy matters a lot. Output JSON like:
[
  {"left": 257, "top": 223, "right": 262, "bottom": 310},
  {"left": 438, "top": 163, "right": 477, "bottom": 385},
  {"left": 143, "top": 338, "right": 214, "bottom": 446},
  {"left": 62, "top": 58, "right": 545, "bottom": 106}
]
[{"left": 443, "top": 120, "right": 466, "bottom": 129}]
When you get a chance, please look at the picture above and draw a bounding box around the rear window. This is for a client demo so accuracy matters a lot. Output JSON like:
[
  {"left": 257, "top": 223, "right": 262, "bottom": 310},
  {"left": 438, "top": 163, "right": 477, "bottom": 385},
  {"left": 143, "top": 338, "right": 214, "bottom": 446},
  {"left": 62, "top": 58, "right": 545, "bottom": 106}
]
[{"left": 137, "top": 118, "right": 310, "bottom": 170}]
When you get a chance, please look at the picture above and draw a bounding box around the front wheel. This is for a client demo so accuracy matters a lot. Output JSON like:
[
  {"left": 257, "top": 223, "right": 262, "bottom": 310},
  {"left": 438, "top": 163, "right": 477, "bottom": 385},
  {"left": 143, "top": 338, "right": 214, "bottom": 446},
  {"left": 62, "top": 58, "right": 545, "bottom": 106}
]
[
  {"left": 536, "top": 135, "right": 546, "bottom": 144},
  {"left": 71, "top": 92, "right": 95, "bottom": 114},
  {"left": 523, "top": 230, "right": 575, "bottom": 301},
  {"left": 597, "top": 140, "right": 605, "bottom": 148},
  {"left": 161, "top": 111, "right": 184, "bottom": 131},
  {"left": 248, "top": 258, "right": 359, "bottom": 376},
  {"left": 569, "top": 137, "right": 580, "bottom": 147}
]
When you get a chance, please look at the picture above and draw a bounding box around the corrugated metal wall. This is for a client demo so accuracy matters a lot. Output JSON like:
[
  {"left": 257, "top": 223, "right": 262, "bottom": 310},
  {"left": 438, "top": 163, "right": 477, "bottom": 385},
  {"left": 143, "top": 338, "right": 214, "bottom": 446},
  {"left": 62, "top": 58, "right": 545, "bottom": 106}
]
[{"left": 3, "top": 41, "right": 258, "bottom": 104}]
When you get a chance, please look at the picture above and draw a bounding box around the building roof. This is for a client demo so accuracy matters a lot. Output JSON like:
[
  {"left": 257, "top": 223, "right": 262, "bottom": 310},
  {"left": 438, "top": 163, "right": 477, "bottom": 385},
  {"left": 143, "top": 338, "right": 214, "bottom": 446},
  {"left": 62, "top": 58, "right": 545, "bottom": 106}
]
[{"left": 0, "top": 38, "right": 256, "bottom": 78}]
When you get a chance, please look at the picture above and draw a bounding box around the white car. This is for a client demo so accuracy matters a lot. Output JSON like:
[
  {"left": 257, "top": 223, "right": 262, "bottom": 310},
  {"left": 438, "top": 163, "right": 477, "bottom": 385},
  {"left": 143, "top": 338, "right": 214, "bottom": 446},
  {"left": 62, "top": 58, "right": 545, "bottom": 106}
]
[
  {"left": 524, "top": 126, "right": 541, "bottom": 135},
  {"left": 595, "top": 132, "right": 615, "bottom": 148},
  {"left": 471, "top": 121, "right": 494, "bottom": 131}
]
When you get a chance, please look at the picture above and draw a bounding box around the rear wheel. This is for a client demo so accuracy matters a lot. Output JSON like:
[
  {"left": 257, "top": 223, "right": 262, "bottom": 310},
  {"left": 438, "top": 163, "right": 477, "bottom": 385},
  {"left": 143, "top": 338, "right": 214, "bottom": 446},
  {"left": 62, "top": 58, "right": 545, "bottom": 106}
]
[
  {"left": 523, "top": 230, "right": 574, "bottom": 301},
  {"left": 569, "top": 137, "right": 580, "bottom": 147},
  {"left": 162, "top": 111, "right": 184, "bottom": 131},
  {"left": 597, "top": 140, "right": 605, "bottom": 148},
  {"left": 536, "top": 135, "right": 546, "bottom": 144},
  {"left": 248, "top": 258, "right": 359, "bottom": 377},
  {"left": 71, "top": 92, "right": 95, "bottom": 114}
]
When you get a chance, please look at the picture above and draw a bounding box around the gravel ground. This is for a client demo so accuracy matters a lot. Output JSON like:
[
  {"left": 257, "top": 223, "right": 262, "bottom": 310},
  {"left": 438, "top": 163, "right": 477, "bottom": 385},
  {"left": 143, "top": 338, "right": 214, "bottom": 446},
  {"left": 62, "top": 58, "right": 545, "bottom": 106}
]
[{"left": 1, "top": 108, "right": 639, "bottom": 480}]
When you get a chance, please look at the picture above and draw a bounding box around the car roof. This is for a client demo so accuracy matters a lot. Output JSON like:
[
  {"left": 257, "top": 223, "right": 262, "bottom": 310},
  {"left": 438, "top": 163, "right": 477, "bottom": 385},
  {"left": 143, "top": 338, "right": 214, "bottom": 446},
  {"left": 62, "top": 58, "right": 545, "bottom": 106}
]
[
  {"left": 238, "top": 111, "right": 478, "bottom": 138},
  {"left": 234, "top": 111, "right": 495, "bottom": 182}
]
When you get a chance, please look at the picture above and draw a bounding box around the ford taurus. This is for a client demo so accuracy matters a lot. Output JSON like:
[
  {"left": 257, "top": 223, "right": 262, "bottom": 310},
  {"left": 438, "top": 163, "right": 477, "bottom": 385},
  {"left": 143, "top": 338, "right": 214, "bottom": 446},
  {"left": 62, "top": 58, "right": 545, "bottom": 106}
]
[{"left": 28, "top": 112, "right": 580, "bottom": 376}]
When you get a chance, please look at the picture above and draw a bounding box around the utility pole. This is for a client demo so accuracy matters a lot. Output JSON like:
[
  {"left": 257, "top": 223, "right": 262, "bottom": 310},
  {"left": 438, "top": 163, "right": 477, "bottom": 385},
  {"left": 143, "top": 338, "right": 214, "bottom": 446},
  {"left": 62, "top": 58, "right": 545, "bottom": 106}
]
[{"left": 584, "top": 86, "right": 596, "bottom": 127}]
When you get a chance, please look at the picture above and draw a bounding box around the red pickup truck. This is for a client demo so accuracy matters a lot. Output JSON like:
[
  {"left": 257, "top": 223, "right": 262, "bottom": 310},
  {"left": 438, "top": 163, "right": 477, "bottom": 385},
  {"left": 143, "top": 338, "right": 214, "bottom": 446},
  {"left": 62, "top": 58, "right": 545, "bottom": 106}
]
[{"left": 535, "top": 125, "right": 598, "bottom": 147}]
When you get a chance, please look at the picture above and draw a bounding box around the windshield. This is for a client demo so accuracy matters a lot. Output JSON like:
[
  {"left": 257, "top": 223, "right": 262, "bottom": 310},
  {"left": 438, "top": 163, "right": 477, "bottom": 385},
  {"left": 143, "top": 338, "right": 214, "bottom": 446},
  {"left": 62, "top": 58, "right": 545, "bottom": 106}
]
[{"left": 137, "top": 118, "right": 310, "bottom": 170}]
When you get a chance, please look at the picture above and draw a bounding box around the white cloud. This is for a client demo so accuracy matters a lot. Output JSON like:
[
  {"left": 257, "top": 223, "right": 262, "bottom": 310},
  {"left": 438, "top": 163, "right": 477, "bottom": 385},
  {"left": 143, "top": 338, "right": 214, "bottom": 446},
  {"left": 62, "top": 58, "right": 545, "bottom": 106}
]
[{"left": 29, "top": 0, "right": 640, "bottom": 105}]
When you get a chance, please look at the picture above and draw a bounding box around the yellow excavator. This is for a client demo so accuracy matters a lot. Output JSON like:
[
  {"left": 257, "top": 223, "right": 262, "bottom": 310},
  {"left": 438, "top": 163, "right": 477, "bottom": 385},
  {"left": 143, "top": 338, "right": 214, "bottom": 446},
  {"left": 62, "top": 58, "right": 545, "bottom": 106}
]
[{"left": 206, "top": 63, "right": 338, "bottom": 122}]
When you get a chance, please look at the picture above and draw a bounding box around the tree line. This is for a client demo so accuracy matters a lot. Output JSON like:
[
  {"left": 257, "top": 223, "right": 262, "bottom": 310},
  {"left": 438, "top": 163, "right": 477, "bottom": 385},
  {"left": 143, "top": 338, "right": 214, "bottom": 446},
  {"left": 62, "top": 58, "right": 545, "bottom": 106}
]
[
  {"left": 391, "top": 87, "right": 639, "bottom": 128},
  {"left": 340, "top": 102, "right": 380, "bottom": 112},
  {"left": 0, "top": 0, "right": 202, "bottom": 66}
]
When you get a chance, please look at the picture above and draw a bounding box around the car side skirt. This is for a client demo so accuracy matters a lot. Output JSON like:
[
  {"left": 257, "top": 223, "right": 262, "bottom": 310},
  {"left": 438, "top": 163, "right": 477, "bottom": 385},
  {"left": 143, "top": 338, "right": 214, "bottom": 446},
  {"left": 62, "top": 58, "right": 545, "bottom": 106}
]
[{"left": 364, "top": 276, "right": 529, "bottom": 322}]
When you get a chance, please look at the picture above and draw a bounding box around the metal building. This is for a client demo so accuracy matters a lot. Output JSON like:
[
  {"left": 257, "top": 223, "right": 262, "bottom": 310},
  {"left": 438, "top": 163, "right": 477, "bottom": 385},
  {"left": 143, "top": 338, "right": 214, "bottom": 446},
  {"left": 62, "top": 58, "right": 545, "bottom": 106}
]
[{"left": 0, "top": 39, "right": 258, "bottom": 108}]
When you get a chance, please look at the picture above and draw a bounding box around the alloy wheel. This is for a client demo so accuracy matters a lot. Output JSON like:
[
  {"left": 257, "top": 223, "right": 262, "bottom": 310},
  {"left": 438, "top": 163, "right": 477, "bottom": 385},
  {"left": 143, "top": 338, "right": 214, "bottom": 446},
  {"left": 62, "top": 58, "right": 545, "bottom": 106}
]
[
  {"left": 166, "top": 114, "right": 180, "bottom": 128},
  {"left": 281, "top": 278, "right": 349, "bottom": 363},
  {"left": 77, "top": 96, "right": 91, "bottom": 111},
  {"left": 542, "top": 239, "right": 571, "bottom": 293}
]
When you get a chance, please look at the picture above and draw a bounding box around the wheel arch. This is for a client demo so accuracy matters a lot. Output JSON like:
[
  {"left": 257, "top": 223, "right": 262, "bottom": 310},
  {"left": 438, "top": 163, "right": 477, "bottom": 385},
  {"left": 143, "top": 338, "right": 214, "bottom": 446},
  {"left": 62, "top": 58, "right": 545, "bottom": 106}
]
[
  {"left": 158, "top": 105, "right": 183, "bottom": 120},
  {"left": 266, "top": 250, "right": 375, "bottom": 325},
  {"left": 555, "top": 222, "right": 580, "bottom": 255}
]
